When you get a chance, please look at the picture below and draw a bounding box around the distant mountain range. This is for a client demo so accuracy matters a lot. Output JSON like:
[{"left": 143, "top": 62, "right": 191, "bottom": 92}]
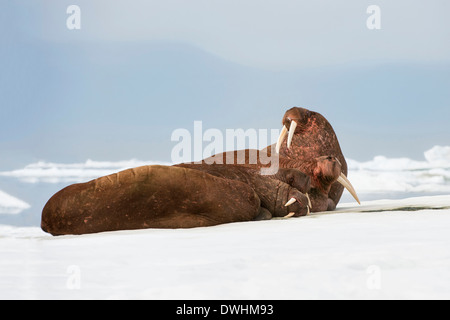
[{"left": 1, "top": 30, "right": 450, "bottom": 170}]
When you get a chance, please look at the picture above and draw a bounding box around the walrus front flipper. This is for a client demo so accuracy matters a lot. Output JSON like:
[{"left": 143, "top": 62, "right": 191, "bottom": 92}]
[
  {"left": 254, "top": 207, "right": 272, "bottom": 221},
  {"left": 41, "top": 165, "right": 261, "bottom": 235}
]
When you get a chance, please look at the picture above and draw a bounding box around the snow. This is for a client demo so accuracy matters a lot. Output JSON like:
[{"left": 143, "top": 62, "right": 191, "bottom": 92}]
[
  {"left": 1, "top": 195, "right": 450, "bottom": 300},
  {"left": 0, "top": 190, "right": 31, "bottom": 215},
  {"left": 1, "top": 145, "right": 450, "bottom": 299},
  {"left": 347, "top": 145, "right": 450, "bottom": 194}
]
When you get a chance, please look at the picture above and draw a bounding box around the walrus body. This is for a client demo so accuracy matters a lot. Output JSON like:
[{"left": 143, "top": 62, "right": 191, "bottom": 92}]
[
  {"left": 202, "top": 149, "right": 341, "bottom": 212},
  {"left": 42, "top": 165, "right": 261, "bottom": 235},
  {"left": 42, "top": 164, "right": 309, "bottom": 236},
  {"left": 176, "top": 163, "right": 311, "bottom": 218},
  {"left": 41, "top": 107, "right": 358, "bottom": 236}
]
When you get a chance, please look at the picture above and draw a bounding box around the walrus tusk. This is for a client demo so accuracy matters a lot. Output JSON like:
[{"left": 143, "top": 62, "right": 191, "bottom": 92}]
[
  {"left": 306, "top": 193, "right": 312, "bottom": 208},
  {"left": 276, "top": 125, "right": 288, "bottom": 153},
  {"left": 286, "top": 120, "right": 297, "bottom": 149},
  {"left": 285, "top": 196, "right": 311, "bottom": 215},
  {"left": 337, "top": 173, "right": 361, "bottom": 205},
  {"left": 284, "top": 197, "right": 297, "bottom": 207},
  {"left": 283, "top": 212, "right": 296, "bottom": 218}
]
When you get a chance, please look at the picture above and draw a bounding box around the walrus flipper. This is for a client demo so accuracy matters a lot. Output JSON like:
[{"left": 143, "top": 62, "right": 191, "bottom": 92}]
[{"left": 254, "top": 207, "right": 272, "bottom": 221}]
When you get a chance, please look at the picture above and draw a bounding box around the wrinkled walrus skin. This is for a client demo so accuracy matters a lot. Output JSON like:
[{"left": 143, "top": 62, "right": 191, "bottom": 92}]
[
  {"left": 202, "top": 149, "right": 340, "bottom": 212},
  {"left": 41, "top": 165, "right": 262, "bottom": 236},
  {"left": 176, "top": 163, "right": 311, "bottom": 218}
]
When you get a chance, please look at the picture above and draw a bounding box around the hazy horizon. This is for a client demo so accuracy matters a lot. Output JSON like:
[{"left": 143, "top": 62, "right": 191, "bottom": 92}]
[{"left": 1, "top": 1, "right": 449, "bottom": 169}]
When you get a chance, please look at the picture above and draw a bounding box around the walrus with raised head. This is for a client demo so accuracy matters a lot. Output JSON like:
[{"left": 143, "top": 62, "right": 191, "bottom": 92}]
[
  {"left": 271, "top": 107, "right": 360, "bottom": 210},
  {"left": 199, "top": 107, "right": 360, "bottom": 212},
  {"left": 41, "top": 165, "right": 310, "bottom": 235},
  {"left": 41, "top": 106, "right": 358, "bottom": 235}
]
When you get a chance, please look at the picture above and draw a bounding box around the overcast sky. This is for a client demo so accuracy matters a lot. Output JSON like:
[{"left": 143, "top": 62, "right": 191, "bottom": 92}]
[
  {"left": 14, "top": 0, "right": 450, "bottom": 69},
  {"left": 1, "top": 1, "right": 449, "bottom": 169}
]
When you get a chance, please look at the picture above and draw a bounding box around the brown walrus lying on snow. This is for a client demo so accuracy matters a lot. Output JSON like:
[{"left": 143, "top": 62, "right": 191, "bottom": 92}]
[
  {"left": 41, "top": 106, "right": 360, "bottom": 236},
  {"left": 41, "top": 165, "right": 311, "bottom": 236}
]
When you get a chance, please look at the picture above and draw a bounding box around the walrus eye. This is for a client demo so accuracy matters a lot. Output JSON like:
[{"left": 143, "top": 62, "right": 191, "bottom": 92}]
[
  {"left": 286, "top": 174, "right": 294, "bottom": 185},
  {"left": 337, "top": 173, "right": 361, "bottom": 205}
]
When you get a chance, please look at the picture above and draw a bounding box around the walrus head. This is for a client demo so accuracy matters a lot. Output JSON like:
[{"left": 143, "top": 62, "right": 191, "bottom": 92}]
[
  {"left": 313, "top": 156, "right": 343, "bottom": 190},
  {"left": 276, "top": 107, "right": 315, "bottom": 152},
  {"left": 311, "top": 155, "right": 360, "bottom": 205},
  {"left": 275, "top": 168, "right": 311, "bottom": 194},
  {"left": 284, "top": 156, "right": 341, "bottom": 213},
  {"left": 275, "top": 107, "right": 360, "bottom": 205},
  {"left": 282, "top": 186, "right": 312, "bottom": 218}
]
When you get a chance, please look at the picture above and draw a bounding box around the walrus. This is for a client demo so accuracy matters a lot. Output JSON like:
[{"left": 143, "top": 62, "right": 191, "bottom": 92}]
[
  {"left": 283, "top": 155, "right": 343, "bottom": 212},
  {"left": 270, "top": 107, "right": 360, "bottom": 209},
  {"left": 41, "top": 165, "right": 310, "bottom": 236},
  {"left": 176, "top": 163, "right": 312, "bottom": 218},
  {"left": 201, "top": 149, "right": 350, "bottom": 212}
]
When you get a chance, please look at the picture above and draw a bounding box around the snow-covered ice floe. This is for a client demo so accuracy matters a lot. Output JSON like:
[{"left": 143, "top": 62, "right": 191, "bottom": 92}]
[
  {"left": 0, "top": 190, "right": 31, "bottom": 215},
  {"left": 347, "top": 146, "right": 450, "bottom": 194},
  {"left": 1, "top": 195, "right": 450, "bottom": 300},
  {"left": 1, "top": 146, "right": 449, "bottom": 194},
  {"left": 0, "top": 159, "right": 172, "bottom": 184}
]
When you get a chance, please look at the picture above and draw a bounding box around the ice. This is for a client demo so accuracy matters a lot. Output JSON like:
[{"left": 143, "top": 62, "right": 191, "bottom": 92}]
[
  {"left": 1, "top": 146, "right": 450, "bottom": 196},
  {"left": 347, "top": 145, "right": 450, "bottom": 194},
  {"left": 0, "top": 159, "right": 172, "bottom": 184},
  {"left": 424, "top": 146, "right": 450, "bottom": 167},
  {"left": 0, "top": 190, "right": 31, "bottom": 215},
  {"left": 1, "top": 195, "right": 450, "bottom": 299},
  {"left": 1, "top": 146, "right": 450, "bottom": 299}
]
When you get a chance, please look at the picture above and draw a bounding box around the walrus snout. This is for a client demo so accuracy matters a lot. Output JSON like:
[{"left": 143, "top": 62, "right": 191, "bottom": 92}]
[
  {"left": 316, "top": 156, "right": 342, "bottom": 183},
  {"left": 317, "top": 156, "right": 361, "bottom": 205},
  {"left": 284, "top": 189, "right": 311, "bottom": 217}
]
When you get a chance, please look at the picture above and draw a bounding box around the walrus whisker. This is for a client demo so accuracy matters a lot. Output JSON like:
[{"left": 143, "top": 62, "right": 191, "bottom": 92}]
[
  {"left": 276, "top": 125, "right": 288, "bottom": 153},
  {"left": 284, "top": 197, "right": 297, "bottom": 207},
  {"left": 337, "top": 173, "right": 361, "bottom": 205},
  {"left": 287, "top": 120, "right": 297, "bottom": 149}
]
